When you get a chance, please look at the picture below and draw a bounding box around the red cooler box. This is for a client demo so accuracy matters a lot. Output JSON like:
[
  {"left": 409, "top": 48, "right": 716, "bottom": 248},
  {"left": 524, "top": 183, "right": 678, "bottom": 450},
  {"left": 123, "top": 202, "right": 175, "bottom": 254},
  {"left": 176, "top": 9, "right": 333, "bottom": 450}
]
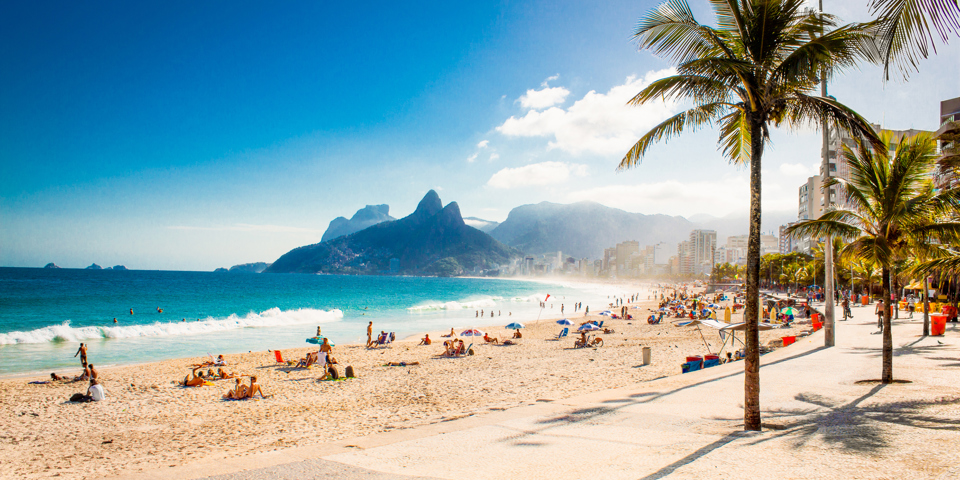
[{"left": 931, "top": 314, "right": 947, "bottom": 336}]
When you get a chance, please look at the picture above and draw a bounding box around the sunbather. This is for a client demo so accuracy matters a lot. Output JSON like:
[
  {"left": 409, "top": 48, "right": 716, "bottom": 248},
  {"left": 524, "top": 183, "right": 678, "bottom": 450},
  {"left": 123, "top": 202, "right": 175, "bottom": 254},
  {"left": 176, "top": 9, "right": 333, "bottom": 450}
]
[
  {"left": 441, "top": 328, "right": 456, "bottom": 338},
  {"left": 386, "top": 361, "right": 420, "bottom": 366},
  {"left": 419, "top": 334, "right": 432, "bottom": 345},
  {"left": 223, "top": 378, "right": 247, "bottom": 399},
  {"left": 243, "top": 376, "right": 264, "bottom": 399},
  {"left": 512, "top": 329, "right": 522, "bottom": 339},
  {"left": 483, "top": 333, "right": 499, "bottom": 344},
  {"left": 182, "top": 367, "right": 207, "bottom": 387}
]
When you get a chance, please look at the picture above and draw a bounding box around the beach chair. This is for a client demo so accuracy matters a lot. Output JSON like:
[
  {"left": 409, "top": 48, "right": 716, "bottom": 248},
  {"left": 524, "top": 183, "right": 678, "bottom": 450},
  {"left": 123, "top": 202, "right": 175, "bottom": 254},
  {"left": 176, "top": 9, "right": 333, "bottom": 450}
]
[
  {"left": 557, "top": 327, "right": 569, "bottom": 338},
  {"left": 274, "top": 350, "right": 285, "bottom": 363},
  {"left": 598, "top": 321, "right": 604, "bottom": 328}
]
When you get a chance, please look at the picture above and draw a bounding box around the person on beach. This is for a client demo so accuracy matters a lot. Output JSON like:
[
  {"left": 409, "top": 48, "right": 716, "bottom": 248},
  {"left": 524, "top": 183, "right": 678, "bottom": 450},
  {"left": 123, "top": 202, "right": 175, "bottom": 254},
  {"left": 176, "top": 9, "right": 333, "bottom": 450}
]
[
  {"left": 366, "top": 321, "right": 373, "bottom": 347},
  {"left": 244, "top": 376, "right": 264, "bottom": 398},
  {"left": 87, "top": 364, "right": 98, "bottom": 381},
  {"left": 319, "top": 337, "right": 333, "bottom": 366},
  {"left": 182, "top": 367, "right": 207, "bottom": 387},
  {"left": 483, "top": 332, "right": 499, "bottom": 344},
  {"left": 223, "top": 378, "right": 247, "bottom": 399},
  {"left": 513, "top": 329, "right": 522, "bottom": 339},
  {"left": 113, "top": 318, "right": 117, "bottom": 323},
  {"left": 419, "top": 334, "right": 432, "bottom": 345},
  {"left": 71, "top": 379, "right": 105, "bottom": 402},
  {"left": 215, "top": 355, "right": 226, "bottom": 366},
  {"left": 442, "top": 328, "right": 455, "bottom": 338},
  {"left": 130, "top": 308, "right": 134, "bottom": 315},
  {"left": 74, "top": 343, "right": 88, "bottom": 369}
]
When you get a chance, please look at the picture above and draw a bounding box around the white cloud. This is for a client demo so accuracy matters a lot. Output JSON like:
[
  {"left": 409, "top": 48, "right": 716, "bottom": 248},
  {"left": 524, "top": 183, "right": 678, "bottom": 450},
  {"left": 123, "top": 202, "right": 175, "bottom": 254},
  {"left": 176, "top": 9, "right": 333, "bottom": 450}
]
[
  {"left": 518, "top": 86, "right": 571, "bottom": 110},
  {"left": 497, "top": 68, "right": 680, "bottom": 156},
  {"left": 487, "top": 161, "right": 588, "bottom": 189},
  {"left": 466, "top": 153, "right": 478, "bottom": 163},
  {"left": 476, "top": 140, "right": 489, "bottom": 149},
  {"left": 541, "top": 74, "right": 560, "bottom": 86},
  {"left": 489, "top": 153, "right": 500, "bottom": 162},
  {"left": 566, "top": 175, "right": 797, "bottom": 217}
]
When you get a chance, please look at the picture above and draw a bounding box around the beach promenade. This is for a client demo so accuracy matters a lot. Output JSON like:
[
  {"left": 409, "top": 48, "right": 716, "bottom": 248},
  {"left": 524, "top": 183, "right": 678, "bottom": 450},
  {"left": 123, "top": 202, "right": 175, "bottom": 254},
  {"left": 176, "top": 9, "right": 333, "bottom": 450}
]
[{"left": 119, "top": 301, "right": 960, "bottom": 480}]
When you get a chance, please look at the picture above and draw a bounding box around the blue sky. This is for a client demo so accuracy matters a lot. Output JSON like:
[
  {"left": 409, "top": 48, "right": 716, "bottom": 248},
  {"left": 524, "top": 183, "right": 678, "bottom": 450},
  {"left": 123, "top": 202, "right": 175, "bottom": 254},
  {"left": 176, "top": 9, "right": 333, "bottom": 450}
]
[{"left": 2, "top": 0, "right": 958, "bottom": 270}]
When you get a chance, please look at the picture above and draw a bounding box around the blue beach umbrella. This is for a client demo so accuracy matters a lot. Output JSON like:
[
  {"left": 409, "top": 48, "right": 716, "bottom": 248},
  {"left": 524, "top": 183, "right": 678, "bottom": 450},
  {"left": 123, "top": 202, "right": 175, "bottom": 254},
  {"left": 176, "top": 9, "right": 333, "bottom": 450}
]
[
  {"left": 557, "top": 319, "right": 573, "bottom": 325},
  {"left": 578, "top": 323, "right": 600, "bottom": 332},
  {"left": 506, "top": 322, "right": 524, "bottom": 329}
]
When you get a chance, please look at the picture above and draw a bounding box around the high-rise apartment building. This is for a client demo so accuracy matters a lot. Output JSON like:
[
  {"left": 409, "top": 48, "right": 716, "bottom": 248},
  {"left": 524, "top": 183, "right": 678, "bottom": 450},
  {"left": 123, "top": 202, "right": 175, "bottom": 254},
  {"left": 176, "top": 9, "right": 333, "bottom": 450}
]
[{"left": 936, "top": 97, "right": 960, "bottom": 189}]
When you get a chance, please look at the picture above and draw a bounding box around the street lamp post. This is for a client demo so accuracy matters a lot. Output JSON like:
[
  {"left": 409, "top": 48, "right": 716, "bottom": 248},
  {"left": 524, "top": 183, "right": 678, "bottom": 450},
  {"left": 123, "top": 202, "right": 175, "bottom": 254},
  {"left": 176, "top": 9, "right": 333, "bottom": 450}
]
[{"left": 819, "top": 0, "right": 836, "bottom": 347}]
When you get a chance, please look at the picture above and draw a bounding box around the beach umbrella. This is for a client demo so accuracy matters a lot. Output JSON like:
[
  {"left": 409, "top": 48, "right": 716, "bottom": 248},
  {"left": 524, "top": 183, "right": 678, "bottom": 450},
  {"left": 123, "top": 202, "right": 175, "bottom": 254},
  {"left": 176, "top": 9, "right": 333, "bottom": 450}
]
[
  {"left": 578, "top": 323, "right": 600, "bottom": 331},
  {"left": 658, "top": 307, "right": 668, "bottom": 312},
  {"left": 708, "top": 303, "right": 721, "bottom": 308},
  {"left": 460, "top": 328, "right": 485, "bottom": 337},
  {"left": 780, "top": 307, "right": 796, "bottom": 316},
  {"left": 556, "top": 319, "right": 573, "bottom": 325},
  {"left": 505, "top": 322, "right": 524, "bottom": 329}
]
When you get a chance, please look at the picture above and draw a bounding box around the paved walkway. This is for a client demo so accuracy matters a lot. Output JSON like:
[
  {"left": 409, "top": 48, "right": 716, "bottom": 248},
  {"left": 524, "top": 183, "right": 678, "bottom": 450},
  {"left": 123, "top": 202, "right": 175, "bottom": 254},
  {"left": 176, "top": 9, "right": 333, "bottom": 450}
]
[{"left": 125, "top": 303, "right": 960, "bottom": 480}]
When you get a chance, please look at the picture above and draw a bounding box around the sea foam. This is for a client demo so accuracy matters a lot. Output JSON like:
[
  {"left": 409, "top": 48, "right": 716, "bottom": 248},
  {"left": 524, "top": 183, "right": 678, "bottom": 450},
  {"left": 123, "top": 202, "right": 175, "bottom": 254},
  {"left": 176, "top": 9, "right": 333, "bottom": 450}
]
[
  {"left": 406, "top": 293, "right": 546, "bottom": 312},
  {"left": 0, "top": 307, "right": 343, "bottom": 345}
]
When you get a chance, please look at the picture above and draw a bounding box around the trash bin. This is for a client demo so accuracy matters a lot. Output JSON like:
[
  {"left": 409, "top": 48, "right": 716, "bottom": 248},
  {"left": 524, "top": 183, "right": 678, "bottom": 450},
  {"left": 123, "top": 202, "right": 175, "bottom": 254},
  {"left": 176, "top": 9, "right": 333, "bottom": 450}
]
[
  {"left": 641, "top": 347, "right": 651, "bottom": 365},
  {"left": 931, "top": 314, "right": 947, "bottom": 336},
  {"left": 861, "top": 295, "right": 869, "bottom": 305},
  {"left": 782, "top": 336, "right": 796, "bottom": 346}
]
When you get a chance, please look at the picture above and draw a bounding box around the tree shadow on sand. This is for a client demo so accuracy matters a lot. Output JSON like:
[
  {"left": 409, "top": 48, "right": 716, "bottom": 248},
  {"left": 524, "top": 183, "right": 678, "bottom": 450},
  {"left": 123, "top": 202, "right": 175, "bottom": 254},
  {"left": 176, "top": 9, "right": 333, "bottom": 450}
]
[{"left": 747, "top": 385, "right": 960, "bottom": 454}]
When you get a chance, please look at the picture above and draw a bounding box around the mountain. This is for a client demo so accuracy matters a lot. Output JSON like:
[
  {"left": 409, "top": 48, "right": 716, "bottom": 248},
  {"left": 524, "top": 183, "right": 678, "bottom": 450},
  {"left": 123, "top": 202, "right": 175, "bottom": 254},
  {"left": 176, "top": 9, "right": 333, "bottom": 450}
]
[
  {"left": 463, "top": 217, "right": 500, "bottom": 233},
  {"left": 108, "top": 265, "right": 128, "bottom": 271},
  {"left": 321, "top": 204, "right": 395, "bottom": 242},
  {"left": 266, "top": 191, "right": 519, "bottom": 275},
  {"left": 85, "top": 263, "right": 103, "bottom": 270},
  {"left": 43, "top": 263, "right": 60, "bottom": 269},
  {"left": 488, "top": 201, "right": 695, "bottom": 259},
  {"left": 228, "top": 262, "right": 271, "bottom": 273}
]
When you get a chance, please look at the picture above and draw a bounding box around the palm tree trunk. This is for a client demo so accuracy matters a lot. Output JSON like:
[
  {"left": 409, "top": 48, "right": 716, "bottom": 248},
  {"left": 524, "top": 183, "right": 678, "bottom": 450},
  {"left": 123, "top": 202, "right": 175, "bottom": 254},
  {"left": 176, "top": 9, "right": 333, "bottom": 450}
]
[
  {"left": 882, "top": 266, "right": 893, "bottom": 383},
  {"left": 744, "top": 118, "right": 763, "bottom": 431}
]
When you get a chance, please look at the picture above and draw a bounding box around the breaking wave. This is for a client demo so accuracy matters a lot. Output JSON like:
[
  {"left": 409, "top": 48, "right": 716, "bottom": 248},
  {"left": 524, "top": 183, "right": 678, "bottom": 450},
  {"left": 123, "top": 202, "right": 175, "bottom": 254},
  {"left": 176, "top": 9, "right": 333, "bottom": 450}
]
[
  {"left": 0, "top": 308, "right": 343, "bottom": 345},
  {"left": 407, "top": 293, "right": 547, "bottom": 312}
]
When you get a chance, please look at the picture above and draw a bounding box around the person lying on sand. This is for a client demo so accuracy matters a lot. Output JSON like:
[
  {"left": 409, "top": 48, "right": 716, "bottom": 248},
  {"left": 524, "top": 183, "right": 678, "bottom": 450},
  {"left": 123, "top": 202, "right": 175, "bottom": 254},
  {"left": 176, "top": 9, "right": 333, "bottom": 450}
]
[
  {"left": 441, "top": 328, "right": 455, "bottom": 338},
  {"left": 483, "top": 333, "right": 499, "bottom": 344},
  {"left": 216, "top": 368, "right": 237, "bottom": 379},
  {"left": 386, "top": 361, "right": 420, "bottom": 366},
  {"left": 50, "top": 373, "right": 67, "bottom": 381},
  {"left": 419, "top": 334, "right": 432, "bottom": 345},
  {"left": 503, "top": 339, "right": 517, "bottom": 346},
  {"left": 182, "top": 367, "right": 207, "bottom": 387}
]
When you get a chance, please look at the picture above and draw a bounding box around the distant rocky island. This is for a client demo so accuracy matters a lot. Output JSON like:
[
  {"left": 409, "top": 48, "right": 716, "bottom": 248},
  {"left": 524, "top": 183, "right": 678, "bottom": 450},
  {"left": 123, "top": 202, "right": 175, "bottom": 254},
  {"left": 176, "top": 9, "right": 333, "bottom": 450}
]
[
  {"left": 321, "top": 204, "right": 394, "bottom": 242},
  {"left": 43, "top": 263, "right": 60, "bottom": 269},
  {"left": 214, "top": 262, "right": 272, "bottom": 273},
  {"left": 266, "top": 190, "right": 519, "bottom": 276},
  {"left": 85, "top": 263, "right": 103, "bottom": 270},
  {"left": 107, "top": 265, "right": 128, "bottom": 271}
]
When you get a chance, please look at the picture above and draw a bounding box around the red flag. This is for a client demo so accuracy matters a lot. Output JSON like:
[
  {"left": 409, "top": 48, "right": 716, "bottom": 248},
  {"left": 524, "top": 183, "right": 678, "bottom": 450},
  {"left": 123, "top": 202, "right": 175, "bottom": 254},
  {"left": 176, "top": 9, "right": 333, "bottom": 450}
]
[{"left": 544, "top": 294, "right": 551, "bottom": 302}]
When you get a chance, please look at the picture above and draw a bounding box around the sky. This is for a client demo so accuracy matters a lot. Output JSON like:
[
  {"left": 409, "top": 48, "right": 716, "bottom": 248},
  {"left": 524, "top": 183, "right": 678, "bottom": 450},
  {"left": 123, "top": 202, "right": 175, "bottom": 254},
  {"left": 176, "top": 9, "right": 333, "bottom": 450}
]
[{"left": 2, "top": 0, "right": 959, "bottom": 271}]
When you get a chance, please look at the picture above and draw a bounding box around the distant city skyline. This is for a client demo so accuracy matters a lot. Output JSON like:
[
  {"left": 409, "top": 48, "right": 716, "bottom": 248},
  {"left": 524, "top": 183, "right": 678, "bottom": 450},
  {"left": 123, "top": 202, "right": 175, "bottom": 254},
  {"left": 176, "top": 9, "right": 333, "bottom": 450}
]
[{"left": 2, "top": 1, "right": 958, "bottom": 270}]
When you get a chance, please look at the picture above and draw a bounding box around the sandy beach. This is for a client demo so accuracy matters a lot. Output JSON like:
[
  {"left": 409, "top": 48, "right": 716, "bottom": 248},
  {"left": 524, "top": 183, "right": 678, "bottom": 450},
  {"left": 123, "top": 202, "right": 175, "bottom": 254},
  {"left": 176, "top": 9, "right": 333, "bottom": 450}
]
[{"left": 1, "top": 285, "right": 806, "bottom": 479}]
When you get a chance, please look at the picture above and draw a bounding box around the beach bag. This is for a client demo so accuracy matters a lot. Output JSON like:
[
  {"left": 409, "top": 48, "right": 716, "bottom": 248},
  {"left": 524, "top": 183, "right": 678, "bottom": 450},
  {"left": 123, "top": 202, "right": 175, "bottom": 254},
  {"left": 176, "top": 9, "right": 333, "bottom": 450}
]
[
  {"left": 327, "top": 365, "right": 339, "bottom": 380},
  {"left": 345, "top": 365, "right": 355, "bottom": 378},
  {"left": 467, "top": 348, "right": 475, "bottom": 356},
  {"left": 69, "top": 393, "right": 90, "bottom": 402}
]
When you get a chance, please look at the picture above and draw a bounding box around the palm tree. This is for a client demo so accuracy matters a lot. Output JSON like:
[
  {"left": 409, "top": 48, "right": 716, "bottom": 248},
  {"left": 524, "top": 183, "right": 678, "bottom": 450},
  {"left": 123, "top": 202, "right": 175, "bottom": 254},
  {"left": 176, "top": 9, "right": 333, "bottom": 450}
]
[
  {"left": 869, "top": 0, "right": 960, "bottom": 79},
  {"left": 621, "top": 0, "right": 881, "bottom": 430},
  {"left": 786, "top": 132, "right": 960, "bottom": 383}
]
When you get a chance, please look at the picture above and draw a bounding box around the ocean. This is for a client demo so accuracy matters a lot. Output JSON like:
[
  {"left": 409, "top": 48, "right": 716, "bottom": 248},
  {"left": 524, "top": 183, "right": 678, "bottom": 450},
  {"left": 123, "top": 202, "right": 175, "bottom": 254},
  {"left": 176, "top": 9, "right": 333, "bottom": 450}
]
[{"left": 0, "top": 268, "right": 621, "bottom": 376}]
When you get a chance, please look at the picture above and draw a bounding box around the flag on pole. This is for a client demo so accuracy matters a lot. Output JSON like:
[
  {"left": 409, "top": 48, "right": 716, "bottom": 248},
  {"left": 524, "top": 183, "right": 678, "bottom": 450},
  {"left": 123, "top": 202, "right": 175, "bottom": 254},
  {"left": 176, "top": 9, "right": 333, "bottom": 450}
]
[{"left": 544, "top": 294, "right": 551, "bottom": 302}]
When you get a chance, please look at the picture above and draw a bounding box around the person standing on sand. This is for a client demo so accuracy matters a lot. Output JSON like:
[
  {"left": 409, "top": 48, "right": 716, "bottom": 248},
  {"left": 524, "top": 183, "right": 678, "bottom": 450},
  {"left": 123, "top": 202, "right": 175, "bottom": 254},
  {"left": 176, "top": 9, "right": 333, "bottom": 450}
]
[
  {"left": 366, "top": 321, "right": 373, "bottom": 347},
  {"left": 74, "top": 343, "right": 87, "bottom": 369},
  {"left": 561, "top": 304, "right": 564, "bottom": 315}
]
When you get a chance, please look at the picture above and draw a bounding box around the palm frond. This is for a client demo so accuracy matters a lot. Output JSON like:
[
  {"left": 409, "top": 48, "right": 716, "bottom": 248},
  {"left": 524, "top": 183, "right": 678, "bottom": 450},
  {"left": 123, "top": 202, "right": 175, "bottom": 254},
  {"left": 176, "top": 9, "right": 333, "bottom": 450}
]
[
  {"left": 619, "top": 102, "right": 729, "bottom": 170},
  {"left": 635, "top": 0, "right": 732, "bottom": 63},
  {"left": 869, "top": 0, "right": 960, "bottom": 80}
]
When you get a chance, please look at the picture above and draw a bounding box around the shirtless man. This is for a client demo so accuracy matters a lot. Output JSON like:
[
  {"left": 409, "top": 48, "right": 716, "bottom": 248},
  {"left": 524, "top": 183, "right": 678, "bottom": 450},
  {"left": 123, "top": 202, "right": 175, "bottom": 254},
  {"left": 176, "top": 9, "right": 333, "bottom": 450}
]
[
  {"left": 366, "top": 321, "right": 373, "bottom": 347},
  {"left": 319, "top": 337, "right": 333, "bottom": 366},
  {"left": 419, "top": 334, "right": 432, "bottom": 345},
  {"left": 87, "top": 364, "right": 98, "bottom": 381},
  {"left": 74, "top": 343, "right": 88, "bottom": 369},
  {"left": 244, "top": 376, "right": 264, "bottom": 398}
]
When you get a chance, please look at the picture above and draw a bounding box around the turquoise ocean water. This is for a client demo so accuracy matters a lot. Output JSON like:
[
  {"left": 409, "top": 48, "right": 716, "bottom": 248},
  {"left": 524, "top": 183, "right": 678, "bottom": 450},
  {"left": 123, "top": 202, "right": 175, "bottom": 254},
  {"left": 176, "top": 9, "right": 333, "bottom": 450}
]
[{"left": 0, "top": 268, "right": 612, "bottom": 376}]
